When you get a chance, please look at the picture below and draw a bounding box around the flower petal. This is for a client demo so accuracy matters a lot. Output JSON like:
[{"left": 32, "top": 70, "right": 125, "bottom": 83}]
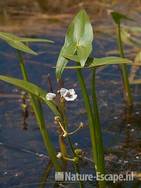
[
  {"left": 60, "top": 88, "right": 68, "bottom": 97},
  {"left": 68, "top": 89, "right": 75, "bottom": 95},
  {"left": 64, "top": 94, "right": 77, "bottom": 101},
  {"left": 46, "top": 93, "right": 56, "bottom": 100}
]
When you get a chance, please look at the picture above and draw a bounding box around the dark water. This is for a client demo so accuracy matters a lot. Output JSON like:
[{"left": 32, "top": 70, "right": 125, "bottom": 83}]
[{"left": 0, "top": 31, "right": 141, "bottom": 188}]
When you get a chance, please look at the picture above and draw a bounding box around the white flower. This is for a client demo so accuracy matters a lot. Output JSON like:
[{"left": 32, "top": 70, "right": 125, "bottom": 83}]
[
  {"left": 59, "top": 88, "right": 77, "bottom": 101},
  {"left": 46, "top": 92, "right": 56, "bottom": 100},
  {"left": 59, "top": 88, "right": 68, "bottom": 97},
  {"left": 56, "top": 152, "right": 62, "bottom": 159}
]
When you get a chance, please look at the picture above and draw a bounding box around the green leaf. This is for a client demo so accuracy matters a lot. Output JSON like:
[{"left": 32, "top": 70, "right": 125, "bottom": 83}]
[
  {"left": 56, "top": 53, "right": 69, "bottom": 80},
  {"left": 0, "top": 32, "right": 37, "bottom": 55},
  {"left": 111, "top": 11, "right": 133, "bottom": 24},
  {"left": 62, "top": 43, "right": 92, "bottom": 67},
  {"left": 63, "top": 53, "right": 80, "bottom": 62},
  {"left": 0, "top": 32, "right": 54, "bottom": 55},
  {"left": 87, "top": 56, "right": 132, "bottom": 67},
  {"left": 64, "top": 56, "right": 132, "bottom": 69},
  {"left": 56, "top": 9, "right": 93, "bottom": 80},
  {"left": 0, "top": 75, "right": 60, "bottom": 116},
  {"left": 21, "top": 37, "right": 54, "bottom": 43},
  {"left": 8, "top": 40, "right": 38, "bottom": 55},
  {"left": 0, "top": 32, "right": 20, "bottom": 41}
]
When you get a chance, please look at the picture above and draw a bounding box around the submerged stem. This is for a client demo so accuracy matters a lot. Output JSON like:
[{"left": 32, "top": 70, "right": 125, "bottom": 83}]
[
  {"left": 116, "top": 23, "right": 133, "bottom": 108},
  {"left": 92, "top": 68, "right": 105, "bottom": 176}
]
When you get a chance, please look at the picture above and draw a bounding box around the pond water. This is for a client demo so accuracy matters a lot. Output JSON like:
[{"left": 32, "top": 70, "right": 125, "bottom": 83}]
[{"left": 0, "top": 30, "right": 141, "bottom": 188}]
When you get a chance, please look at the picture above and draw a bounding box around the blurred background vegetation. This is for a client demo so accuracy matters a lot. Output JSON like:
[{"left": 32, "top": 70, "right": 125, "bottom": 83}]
[{"left": 0, "top": 0, "right": 140, "bottom": 34}]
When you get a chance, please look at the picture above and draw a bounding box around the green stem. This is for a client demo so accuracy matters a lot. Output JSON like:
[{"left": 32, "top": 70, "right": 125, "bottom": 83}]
[
  {"left": 117, "top": 23, "right": 133, "bottom": 108},
  {"left": 16, "top": 50, "right": 61, "bottom": 171},
  {"left": 59, "top": 134, "right": 68, "bottom": 169},
  {"left": 77, "top": 69, "right": 97, "bottom": 164},
  {"left": 77, "top": 69, "right": 106, "bottom": 188},
  {"left": 92, "top": 69, "right": 105, "bottom": 175}
]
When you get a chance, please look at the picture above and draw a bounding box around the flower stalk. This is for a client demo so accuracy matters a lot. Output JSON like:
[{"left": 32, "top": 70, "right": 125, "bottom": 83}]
[{"left": 55, "top": 95, "right": 84, "bottom": 188}]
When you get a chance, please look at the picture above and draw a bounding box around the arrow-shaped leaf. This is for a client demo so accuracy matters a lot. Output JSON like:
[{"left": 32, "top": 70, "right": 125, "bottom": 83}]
[{"left": 56, "top": 9, "right": 93, "bottom": 80}]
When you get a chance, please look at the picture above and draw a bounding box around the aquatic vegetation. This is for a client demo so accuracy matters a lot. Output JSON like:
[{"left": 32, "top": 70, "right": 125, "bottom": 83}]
[
  {"left": 111, "top": 12, "right": 133, "bottom": 108},
  {"left": 0, "top": 9, "right": 137, "bottom": 188},
  {"left": 55, "top": 9, "right": 132, "bottom": 188}
]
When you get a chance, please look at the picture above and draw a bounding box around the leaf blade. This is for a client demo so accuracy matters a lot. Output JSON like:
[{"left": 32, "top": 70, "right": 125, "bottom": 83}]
[
  {"left": 0, "top": 75, "right": 60, "bottom": 116},
  {"left": 21, "top": 37, "right": 54, "bottom": 43},
  {"left": 0, "top": 32, "right": 37, "bottom": 55},
  {"left": 56, "top": 9, "right": 93, "bottom": 80},
  {"left": 64, "top": 56, "right": 132, "bottom": 69},
  {"left": 0, "top": 32, "right": 54, "bottom": 55}
]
